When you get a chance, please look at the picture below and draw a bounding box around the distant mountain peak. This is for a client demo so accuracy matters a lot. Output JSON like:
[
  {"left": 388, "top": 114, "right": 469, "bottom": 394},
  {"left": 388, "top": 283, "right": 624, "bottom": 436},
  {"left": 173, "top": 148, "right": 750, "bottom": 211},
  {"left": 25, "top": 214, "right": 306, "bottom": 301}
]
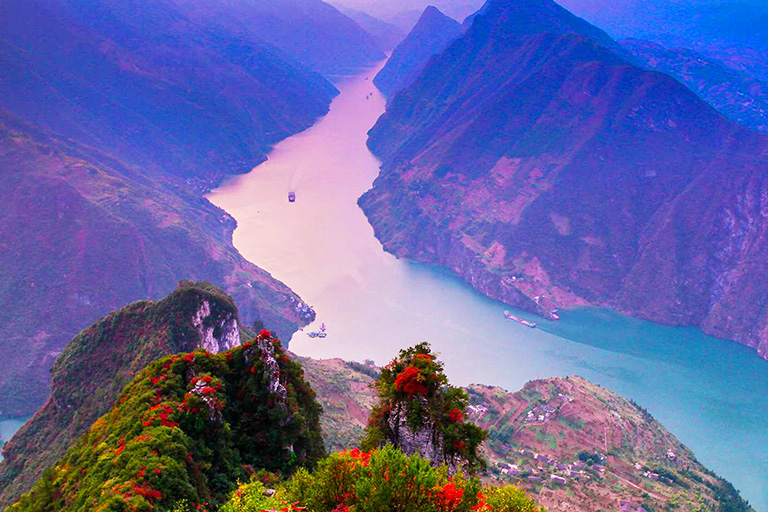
[{"left": 373, "top": 5, "right": 462, "bottom": 97}]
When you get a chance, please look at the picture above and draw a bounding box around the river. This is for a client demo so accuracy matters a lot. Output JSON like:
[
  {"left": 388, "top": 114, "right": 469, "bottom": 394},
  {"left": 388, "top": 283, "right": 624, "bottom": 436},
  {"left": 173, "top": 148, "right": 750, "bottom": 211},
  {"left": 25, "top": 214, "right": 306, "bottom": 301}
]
[{"left": 208, "top": 61, "right": 768, "bottom": 510}]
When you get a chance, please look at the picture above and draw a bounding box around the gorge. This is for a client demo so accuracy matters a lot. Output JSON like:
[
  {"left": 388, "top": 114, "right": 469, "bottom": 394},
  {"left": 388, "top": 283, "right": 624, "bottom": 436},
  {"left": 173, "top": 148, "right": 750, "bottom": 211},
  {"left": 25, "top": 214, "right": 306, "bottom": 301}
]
[{"left": 209, "top": 62, "right": 768, "bottom": 511}]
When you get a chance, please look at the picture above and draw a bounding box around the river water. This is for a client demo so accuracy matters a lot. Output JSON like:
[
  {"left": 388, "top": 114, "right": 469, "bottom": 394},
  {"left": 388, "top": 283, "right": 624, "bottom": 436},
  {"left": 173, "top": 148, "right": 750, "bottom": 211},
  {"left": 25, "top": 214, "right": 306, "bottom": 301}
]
[{"left": 209, "top": 61, "right": 768, "bottom": 510}]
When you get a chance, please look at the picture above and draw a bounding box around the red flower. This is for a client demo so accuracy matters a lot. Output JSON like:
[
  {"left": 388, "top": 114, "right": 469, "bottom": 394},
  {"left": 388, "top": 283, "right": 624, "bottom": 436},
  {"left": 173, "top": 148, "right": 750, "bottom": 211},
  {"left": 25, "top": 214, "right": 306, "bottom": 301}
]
[
  {"left": 448, "top": 408, "right": 464, "bottom": 423},
  {"left": 394, "top": 366, "right": 428, "bottom": 397},
  {"left": 436, "top": 480, "right": 465, "bottom": 512},
  {"left": 257, "top": 329, "right": 272, "bottom": 340}
]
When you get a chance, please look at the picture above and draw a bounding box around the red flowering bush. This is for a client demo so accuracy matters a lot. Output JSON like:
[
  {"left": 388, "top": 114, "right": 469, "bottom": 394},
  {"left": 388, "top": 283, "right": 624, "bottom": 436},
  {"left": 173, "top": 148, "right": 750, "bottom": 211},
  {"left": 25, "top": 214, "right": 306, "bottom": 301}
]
[{"left": 276, "top": 445, "right": 542, "bottom": 512}]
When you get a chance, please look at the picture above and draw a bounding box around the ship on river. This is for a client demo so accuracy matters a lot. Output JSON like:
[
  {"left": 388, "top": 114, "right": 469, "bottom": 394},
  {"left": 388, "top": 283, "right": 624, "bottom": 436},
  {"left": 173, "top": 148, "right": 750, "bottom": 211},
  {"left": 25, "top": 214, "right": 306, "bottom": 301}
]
[{"left": 504, "top": 310, "right": 537, "bottom": 328}]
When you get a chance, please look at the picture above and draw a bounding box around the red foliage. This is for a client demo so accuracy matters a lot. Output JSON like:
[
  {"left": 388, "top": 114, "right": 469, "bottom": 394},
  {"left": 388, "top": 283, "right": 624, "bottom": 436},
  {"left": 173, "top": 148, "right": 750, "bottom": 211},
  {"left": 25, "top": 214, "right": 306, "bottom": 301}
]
[
  {"left": 394, "top": 366, "right": 428, "bottom": 397},
  {"left": 413, "top": 354, "right": 432, "bottom": 362},
  {"left": 133, "top": 483, "right": 162, "bottom": 501},
  {"left": 257, "top": 329, "right": 272, "bottom": 340},
  {"left": 448, "top": 408, "right": 464, "bottom": 423},
  {"left": 436, "top": 480, "right": 465, "bottom": 512},
  {"left": 114, "top": 442, "right": 126, "bottom": 457}
]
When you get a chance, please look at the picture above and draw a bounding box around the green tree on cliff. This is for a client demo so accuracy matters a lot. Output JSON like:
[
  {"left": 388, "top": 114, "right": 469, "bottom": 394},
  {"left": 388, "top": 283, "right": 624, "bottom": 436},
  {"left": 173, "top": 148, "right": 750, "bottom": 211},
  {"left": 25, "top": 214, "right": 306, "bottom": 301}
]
[{"left": 362, "top": 343, "right": 486, "bottom": 473}]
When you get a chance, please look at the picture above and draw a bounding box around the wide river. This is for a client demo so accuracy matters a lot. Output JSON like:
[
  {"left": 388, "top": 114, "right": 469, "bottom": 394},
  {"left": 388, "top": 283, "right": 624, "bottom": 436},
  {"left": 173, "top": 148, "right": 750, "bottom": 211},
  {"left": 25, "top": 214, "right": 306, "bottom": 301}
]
[{"left": 209, "top": 62, "right": 768, "bottom": 510}]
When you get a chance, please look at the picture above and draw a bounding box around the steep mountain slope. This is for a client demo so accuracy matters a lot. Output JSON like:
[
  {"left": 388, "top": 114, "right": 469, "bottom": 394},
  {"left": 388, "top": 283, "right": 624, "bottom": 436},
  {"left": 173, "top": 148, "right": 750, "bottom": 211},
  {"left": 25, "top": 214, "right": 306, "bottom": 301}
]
[
  {"left": 0, "top": 115, "right": 314, "bottom": 418},
  {"left": 170, "top": 0, "right": 385, "bottom": 79},
  {"left": 623, "top": 38, "right": 768, "bottom": 133},
  {"left": 363, "top": 0, "right": 768, "bottom": 360},
  {"left": 337, "top": 6, "right": 407, "bottom": 51},
  {"left": 9, "top": 333, "right": 324, "bottom": 511},
  {"left": 0, "top": 283, "right": 255, "bottom": 507},
  {"left": 1, "top": 0, "right": 338, "bottom": 184},
  {"left": 1, "top": 0, "right": 332, "bottom": 417},
  {"left": 374, "top": 7, "right": 463, "bottom": 98}
]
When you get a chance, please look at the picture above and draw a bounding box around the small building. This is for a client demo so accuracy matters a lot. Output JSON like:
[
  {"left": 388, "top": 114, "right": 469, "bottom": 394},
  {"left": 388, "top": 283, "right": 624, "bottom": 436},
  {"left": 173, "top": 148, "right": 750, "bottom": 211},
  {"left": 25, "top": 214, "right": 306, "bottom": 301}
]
[{"left": 550, "top": 475, "right": 567, "bottom": 485}]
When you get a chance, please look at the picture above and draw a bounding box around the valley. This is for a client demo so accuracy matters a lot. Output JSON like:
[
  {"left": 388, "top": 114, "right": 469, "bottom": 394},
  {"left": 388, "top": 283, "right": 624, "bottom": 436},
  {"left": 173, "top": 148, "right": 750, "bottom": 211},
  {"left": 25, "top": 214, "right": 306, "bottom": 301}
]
[{"left": 209, "top": 63, "right": 768, "bottom": 510}]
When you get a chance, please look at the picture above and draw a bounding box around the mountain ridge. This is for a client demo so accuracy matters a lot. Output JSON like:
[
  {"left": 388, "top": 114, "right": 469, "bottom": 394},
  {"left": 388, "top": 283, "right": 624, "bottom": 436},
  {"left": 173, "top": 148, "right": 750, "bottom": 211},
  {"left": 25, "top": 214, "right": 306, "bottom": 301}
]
[{"left": 363, "top": 0, "right": 768, "bottom": 360}]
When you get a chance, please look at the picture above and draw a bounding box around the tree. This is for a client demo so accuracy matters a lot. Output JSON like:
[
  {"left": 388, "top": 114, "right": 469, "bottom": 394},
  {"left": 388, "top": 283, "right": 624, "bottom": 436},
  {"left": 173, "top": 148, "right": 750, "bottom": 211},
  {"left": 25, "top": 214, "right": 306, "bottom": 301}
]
[{"left": 362, "top": 343, "right": 486, "bottom": 474}]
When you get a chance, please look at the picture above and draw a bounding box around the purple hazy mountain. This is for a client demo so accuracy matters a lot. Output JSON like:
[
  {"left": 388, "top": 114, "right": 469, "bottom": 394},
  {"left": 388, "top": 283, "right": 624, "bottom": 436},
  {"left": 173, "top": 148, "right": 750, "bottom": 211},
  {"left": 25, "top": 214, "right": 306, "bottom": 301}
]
[
  {"left": 363, "top": 0, "right": 768, "bottom": 360},
  {"left": 623, "top": 38, "right": 768, "bottom": 133},
  {"left": 170, "top": 0, "right": 385, "bottom": 78},
  {"left": 374, "top": 6, "right": 462, "bottom": 98},
  {"left": 337, "top": 6, "right": 407, "bottom": 51},
  {"left": 0, "top": 0, "right": 334, "bottom": 416}
]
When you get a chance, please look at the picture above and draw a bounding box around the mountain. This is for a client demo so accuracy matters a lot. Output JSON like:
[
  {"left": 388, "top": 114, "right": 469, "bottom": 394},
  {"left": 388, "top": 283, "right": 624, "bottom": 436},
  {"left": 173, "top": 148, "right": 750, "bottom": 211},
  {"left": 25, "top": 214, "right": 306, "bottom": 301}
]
[
  {"left": 169, "top": 0, "right": 385, "bottom": 79},
  {"left": 333, "top": 0, "right": 485, "bottom": 25},
  {"left": 374, "top": 7, "right": 463, "bottom": 98},
  {"left": 0, "top": 283, "right": 252, "bottom": 507},
  {"left": 469, "top": 378, "right": 750, "bottom": 512},
  {"left": 9, "top": 332, "right": 325, "bottom": 511},
  {"left": 1, "top": 0, "right": 331, "bottom": 417},
  {"left": 363, "top": 0, "right": 768, "bottom": 361},
  {"left": 1, "top": 0, "right": 338, "bottom": 183},
  {"left": 337, "top": 6, "right": 407, "bottom": 51},
  {"left": 622, "top": 38, "right": 768, "bottom": 133}
]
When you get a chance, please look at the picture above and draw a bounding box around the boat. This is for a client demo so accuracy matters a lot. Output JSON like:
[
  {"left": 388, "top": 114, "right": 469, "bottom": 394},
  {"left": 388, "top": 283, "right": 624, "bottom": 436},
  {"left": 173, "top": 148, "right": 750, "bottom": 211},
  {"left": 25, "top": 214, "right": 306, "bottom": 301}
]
[
  {"left": 306, "top": 331, "right": 327, "bottom": 339},
  {"left": 288, "top": 191, "right": 296, "bottom": 203},
  {"left": 504, "top": 310, "right": 537, "bottom": 328}
]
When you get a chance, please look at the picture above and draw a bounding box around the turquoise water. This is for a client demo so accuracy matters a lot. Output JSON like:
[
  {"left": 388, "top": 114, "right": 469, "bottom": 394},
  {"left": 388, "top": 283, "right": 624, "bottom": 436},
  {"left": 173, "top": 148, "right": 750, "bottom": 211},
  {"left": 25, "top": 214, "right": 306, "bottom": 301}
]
[
  {"left": 209, "top": 62, "right": 768, "bottom": 510},
  {"left": 0, "top": 417, "right": 29, "bottom": 461}
]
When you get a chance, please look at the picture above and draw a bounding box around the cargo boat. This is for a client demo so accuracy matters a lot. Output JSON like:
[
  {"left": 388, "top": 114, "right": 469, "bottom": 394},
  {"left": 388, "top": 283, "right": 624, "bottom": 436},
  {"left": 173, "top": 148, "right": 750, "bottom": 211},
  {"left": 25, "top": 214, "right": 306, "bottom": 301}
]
[{"left": 504, "top": 310, "right": 537, "bottom": 328}]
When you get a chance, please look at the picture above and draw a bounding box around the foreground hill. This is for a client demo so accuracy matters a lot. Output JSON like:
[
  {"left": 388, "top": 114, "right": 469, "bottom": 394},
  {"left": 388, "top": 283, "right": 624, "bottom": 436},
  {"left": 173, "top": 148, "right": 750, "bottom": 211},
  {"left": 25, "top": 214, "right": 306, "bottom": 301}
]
[
  {"left": 0, "top": 282, "right": 264, "bottom": 507},
  {"left": 363, "top": 0, "right": 768, "bottom": 360},
  {"left": 10, "top": 333, "right": 325, "bottom": 511},
  {"left": 299, "top": 359, "right": 750, "bottom": 512},
  {"left": 2, "top": 287, "right": 749, "bottom": 510},
  {"left": 374, "top": 6, "right": 463, "bottom": 98}
]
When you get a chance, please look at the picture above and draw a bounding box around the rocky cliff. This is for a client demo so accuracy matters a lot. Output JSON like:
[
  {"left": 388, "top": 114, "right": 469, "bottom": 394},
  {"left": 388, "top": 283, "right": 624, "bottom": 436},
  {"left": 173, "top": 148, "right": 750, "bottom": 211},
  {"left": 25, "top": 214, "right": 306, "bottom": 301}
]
[
  {"left": 0, "top": 282, "right": 289, "bottom": 507},
  {"left": 363, "top": 0, "right": 768, "bottom": 361},
  {"left": 9, "top": 332, "right": 325, "bottom": 511}
]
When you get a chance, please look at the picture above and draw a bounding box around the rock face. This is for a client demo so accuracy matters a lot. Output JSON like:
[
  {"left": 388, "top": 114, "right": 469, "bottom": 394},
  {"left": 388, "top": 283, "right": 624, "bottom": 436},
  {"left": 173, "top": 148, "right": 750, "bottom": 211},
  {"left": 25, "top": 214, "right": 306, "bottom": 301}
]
[
  {"left": 374, "top": 6, "right": 462, "bottom": 98},
  {"left": 623, "top": 38, "right": 768, "bottom": 133},
  {"left": 0, "top": 283, "right": 256, "bottom": 508},
  {"left": 170, "top": 0, "right": 385, "bottom": 78},
  {"left": 363, "top": 0, "right": 768, "bottom": 360}
]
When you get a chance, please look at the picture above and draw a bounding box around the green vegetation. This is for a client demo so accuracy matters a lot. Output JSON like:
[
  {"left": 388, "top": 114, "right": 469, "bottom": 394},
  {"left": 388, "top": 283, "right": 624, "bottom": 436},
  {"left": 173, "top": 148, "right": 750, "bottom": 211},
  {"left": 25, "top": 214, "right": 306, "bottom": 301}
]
[
  {"left": 362, "top": 343, "right": 487, "bottom": 473},
  {"left": 219, "top": 445, "right": 544, "bottom": 512},
  {"left": 10, "top": 330, "right": 324, "bottom": 511}
]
